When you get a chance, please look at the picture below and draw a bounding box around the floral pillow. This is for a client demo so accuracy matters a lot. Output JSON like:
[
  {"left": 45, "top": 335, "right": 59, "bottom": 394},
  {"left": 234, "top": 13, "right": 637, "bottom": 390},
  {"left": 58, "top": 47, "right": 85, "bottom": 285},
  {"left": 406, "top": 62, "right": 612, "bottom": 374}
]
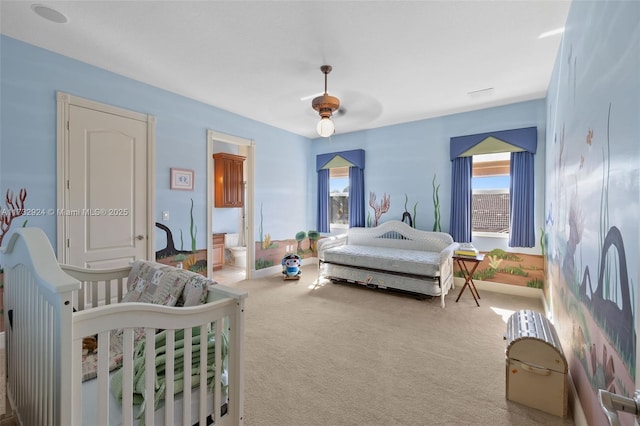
[
  {"left": 178, "top": 274, "right": 214, "bottom": 307},
  {"left": 121, "top": 260, "right": 172, "bottom": 304},
  {"left": 150, "top": 268, "right": 191, "bottom": 307}
]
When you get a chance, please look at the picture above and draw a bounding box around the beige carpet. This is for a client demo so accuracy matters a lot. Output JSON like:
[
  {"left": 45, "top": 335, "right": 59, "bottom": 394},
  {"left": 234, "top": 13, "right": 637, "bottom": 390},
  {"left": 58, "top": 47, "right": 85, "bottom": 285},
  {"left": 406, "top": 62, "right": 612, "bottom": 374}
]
[{"left": 228, "top": 265, "right": 576, "bottom": 426}]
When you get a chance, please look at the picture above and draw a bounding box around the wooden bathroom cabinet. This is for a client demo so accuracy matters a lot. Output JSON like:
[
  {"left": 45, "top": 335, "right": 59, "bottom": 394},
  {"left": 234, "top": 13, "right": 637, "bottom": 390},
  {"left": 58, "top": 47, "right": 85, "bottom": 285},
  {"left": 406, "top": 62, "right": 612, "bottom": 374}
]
[{"left": 213, "top": 153, "right": 245, "bottom": 208}]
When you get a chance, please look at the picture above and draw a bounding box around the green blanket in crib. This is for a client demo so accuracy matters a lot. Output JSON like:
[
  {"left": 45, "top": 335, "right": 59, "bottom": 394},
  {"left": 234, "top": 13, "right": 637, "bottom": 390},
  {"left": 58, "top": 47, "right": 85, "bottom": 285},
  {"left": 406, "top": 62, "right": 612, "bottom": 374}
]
[{"left": 111, "top": 327, "right": 228, "bottom": 413}]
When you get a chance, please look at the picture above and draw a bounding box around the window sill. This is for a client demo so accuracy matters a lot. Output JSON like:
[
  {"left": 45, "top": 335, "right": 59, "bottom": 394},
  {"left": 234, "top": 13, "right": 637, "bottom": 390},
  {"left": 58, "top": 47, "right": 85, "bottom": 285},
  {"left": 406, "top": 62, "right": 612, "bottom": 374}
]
[{"left": 473, "top": 231, "right": 509, "bottom": 239}]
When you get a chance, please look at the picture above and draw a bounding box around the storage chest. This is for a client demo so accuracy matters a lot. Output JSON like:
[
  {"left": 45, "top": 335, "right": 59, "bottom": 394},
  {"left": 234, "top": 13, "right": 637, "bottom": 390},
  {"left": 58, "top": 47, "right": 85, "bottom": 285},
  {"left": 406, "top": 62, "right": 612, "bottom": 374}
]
[{"left": 505, "top": 310, "right": 568, "bottom": 417}]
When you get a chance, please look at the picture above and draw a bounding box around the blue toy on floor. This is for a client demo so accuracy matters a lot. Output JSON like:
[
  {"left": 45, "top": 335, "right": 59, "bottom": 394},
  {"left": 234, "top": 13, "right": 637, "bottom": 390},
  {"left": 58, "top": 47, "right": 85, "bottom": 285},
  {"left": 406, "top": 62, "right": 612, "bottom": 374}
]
[{"left": 282, "top": 253, "right": 302, "bottom": 280}]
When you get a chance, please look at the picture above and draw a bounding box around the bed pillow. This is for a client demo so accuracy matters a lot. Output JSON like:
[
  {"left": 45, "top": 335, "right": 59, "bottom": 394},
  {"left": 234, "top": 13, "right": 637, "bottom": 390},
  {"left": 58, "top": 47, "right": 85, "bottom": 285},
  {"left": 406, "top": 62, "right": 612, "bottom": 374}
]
[
  {"left": 150, "top": 268, "right": 192, "bottom": 306},
  {"left": 178, "top": 274, "right": 213, "bottom": 307},
  {"left": 121, "top": 260, "right": 172, "bottom": 304}
]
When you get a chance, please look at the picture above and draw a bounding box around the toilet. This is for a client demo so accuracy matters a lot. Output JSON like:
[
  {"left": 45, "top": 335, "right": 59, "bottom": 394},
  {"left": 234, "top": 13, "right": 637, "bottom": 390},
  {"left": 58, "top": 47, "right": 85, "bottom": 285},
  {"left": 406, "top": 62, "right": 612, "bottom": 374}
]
[{"left": 225, "top": 233, "right": 247, "bottom": 268}]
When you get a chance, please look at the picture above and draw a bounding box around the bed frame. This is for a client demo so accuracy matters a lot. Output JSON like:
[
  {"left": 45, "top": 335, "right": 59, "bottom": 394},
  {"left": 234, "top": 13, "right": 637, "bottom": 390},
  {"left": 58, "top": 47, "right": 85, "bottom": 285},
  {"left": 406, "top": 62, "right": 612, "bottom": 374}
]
[
  {"left": 0, "top": 228, "right": 247, "bottom": 426},
  {"left": 317, "top": 220, "right": 456, "bottom": 307}
]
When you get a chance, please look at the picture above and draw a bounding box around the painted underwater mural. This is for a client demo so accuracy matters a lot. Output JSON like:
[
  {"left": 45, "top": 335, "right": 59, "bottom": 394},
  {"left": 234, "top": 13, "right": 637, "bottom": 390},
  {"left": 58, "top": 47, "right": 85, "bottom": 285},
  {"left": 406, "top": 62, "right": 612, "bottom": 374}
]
[
  {"left": 545, "top": 2, "right": 639, "bottom": 423},
  {"left": 454, "top": 249, "right": 545, "bottom": 289},
  {"left": 548, "top": 104, "right": 637, "bottom": 425},
  {"left": 155, "top": 199, "right": 207, "bottom": 275},
  {"left": 255, "top": 201, "right": 319, "bottom": 270}
]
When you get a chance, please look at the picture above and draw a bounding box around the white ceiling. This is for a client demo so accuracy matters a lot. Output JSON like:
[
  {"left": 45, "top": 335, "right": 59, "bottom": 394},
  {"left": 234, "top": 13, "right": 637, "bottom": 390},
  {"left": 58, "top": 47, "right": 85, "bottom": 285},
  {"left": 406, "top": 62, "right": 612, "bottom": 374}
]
[{"left": 0, "top": 1, "right": 572, "bottom": 139}]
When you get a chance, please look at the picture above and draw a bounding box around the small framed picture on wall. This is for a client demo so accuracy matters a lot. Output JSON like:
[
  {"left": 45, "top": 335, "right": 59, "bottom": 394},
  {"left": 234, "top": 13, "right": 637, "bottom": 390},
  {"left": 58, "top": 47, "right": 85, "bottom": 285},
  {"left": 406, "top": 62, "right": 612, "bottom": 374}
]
[{"left": 170, "top": 168, "right": 194, "bottom": 191}]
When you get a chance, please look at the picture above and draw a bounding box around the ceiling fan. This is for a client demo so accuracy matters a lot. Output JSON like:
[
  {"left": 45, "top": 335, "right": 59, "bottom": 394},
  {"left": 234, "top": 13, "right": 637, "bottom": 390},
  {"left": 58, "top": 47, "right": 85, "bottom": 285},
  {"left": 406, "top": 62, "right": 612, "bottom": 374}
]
[
  {"left": 311, "top": 65, "right": 340, "bottom": 137},
  {"left": 303, "top": 65, "right": 383, "bottom": 138}
]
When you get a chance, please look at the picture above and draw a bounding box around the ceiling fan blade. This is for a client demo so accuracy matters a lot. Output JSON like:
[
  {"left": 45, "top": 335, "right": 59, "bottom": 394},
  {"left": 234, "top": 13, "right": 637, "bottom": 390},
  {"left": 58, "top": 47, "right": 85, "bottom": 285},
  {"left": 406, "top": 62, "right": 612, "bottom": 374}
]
[{"left": 300, "top": 92, "right": 324, "bottom": 101}]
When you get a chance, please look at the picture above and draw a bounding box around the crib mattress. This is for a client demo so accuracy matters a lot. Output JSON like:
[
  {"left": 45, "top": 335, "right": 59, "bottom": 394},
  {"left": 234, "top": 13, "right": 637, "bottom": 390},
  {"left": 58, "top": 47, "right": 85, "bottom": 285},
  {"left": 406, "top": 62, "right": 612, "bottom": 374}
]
[
  {"left": 81, "top": 370, "right": 228, "bottom": 426},
  {"left": 323, "top": 244, "right": 441, "bottom": 277}
]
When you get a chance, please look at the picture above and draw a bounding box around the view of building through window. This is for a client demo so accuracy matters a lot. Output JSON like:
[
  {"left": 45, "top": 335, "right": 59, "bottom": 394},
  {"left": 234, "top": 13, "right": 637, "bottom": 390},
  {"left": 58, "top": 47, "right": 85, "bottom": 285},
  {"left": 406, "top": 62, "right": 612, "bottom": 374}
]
[
  {"left": 472, "top": 153, "right": 510, "bottom": 234},
  {"left": 330, "top": 167, "right": 349, "bottom": 226}
]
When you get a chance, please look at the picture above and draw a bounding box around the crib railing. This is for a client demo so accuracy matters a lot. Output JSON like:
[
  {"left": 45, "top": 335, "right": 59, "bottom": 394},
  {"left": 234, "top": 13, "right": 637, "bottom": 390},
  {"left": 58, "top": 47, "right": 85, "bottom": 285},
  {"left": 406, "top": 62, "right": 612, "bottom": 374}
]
[{"left": 61, "top": 264, "right": 130, "bottom": 310}]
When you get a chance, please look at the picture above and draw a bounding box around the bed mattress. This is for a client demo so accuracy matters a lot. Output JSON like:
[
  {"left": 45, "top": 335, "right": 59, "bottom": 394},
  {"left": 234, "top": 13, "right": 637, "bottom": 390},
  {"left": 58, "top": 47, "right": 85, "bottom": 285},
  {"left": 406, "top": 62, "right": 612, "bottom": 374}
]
[
  {"left": 323, "top": 244, "right": 441, "bottom": 277},
  {"left": 321, "top": 262, "right": 442, "bottom": 296}
]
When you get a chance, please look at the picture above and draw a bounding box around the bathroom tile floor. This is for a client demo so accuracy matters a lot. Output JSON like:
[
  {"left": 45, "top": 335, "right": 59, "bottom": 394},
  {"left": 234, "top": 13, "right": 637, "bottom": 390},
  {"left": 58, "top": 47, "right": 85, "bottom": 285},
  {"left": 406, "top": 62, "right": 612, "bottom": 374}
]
[{"left": 211, "top": 265, "right": 246, "bottom": 285}]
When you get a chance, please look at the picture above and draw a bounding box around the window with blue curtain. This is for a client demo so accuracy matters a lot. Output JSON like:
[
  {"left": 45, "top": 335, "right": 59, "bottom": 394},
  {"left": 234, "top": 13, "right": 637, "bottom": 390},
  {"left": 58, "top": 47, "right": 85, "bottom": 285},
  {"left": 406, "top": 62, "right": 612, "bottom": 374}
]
[
  {"left": 316, "top": 149, "right": 365, "bottom": 232},
  {"left": 449, "top": 127, "right": 537, "bottom": 247}
]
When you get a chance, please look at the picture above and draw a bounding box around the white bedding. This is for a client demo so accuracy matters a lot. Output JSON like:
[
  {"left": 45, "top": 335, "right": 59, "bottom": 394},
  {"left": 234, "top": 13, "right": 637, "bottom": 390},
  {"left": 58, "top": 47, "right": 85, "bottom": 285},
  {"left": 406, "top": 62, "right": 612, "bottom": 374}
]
[
  {"left": 323, "top": 244, "right": 441, "bottom": 277},
  {"left": 81, "top": 370, "right": 228, "bottom": 426}
]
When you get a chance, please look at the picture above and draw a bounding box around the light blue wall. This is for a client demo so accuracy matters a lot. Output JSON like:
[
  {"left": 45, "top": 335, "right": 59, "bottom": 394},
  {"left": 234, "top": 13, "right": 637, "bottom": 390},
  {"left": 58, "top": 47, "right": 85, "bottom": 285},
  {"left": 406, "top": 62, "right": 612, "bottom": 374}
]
[
  {"left": 545, "top": 1, "right": 639, "bottom": 423},
  {"left": 0, "top": 35, "right": 310, "bottom": 252},
  {"left": 0, "top": 35, "right": 556, "bottom": 264},
  {"left": 309, "top": 99, "right": 547, "bottom": 254}
]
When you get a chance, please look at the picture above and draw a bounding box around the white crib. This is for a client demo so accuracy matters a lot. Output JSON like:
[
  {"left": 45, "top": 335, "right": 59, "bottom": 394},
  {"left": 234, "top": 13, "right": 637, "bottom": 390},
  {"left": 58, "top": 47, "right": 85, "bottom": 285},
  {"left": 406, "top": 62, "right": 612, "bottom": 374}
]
[{"left": 0, "top": 228, "right": 247, "bottom": 426}]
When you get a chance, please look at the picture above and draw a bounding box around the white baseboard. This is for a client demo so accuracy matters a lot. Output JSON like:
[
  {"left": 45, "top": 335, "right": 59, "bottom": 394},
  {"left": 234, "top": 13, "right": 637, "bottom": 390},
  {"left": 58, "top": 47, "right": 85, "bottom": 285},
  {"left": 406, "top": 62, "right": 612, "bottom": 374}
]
[
  {"left": 454, "top": 276, "right": 543, "bottom": 299},
  {"left": 568, "top": 371, "right": 588, "bottom": 425}
]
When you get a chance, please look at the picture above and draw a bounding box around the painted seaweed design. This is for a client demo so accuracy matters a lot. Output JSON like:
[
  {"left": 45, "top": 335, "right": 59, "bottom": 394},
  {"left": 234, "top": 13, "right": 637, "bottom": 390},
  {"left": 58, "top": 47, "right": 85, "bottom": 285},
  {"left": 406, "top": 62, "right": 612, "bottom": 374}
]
[
  {"left": 432, "top": 174, "right": 441, "bottom": 232},
  {"left": 368, "top": 192, "right": 390, "bottom": 227},
  {"left": 401, "top": 194, "right": 415, "bottom": 228}
]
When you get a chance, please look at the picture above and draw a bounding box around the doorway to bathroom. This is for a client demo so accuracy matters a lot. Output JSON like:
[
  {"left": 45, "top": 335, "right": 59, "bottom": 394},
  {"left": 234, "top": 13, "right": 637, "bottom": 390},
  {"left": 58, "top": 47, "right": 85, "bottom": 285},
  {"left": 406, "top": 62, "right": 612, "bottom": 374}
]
[{"left": 206, "top": 130, "right": 255, "bottom": 284}]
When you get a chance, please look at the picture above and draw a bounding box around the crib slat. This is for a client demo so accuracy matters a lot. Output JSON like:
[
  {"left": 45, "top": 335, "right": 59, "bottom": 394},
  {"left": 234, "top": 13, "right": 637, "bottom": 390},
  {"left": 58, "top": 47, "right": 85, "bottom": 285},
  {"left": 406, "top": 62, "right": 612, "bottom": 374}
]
[
  {"left": 105, "top": 279, "right": 112, "bottom": 305},
  {"left": 165, "top": 329, "right": 175, "bottom": 425},
  {"left": 92, "top": 281, "right": 99, "bottom": 307},
  {"left": 34, "top": 296, "right": 40, "bottom": 425},
  {"left": 72, "top": 337, "right": 83, "bottom": 425},
  {"left": 117, "top": 277, "right": 124, "bottom": 302},
  {"left": 183, "top": 327, "right": 193, "bottom": 426},
  {"left": 199, "top": 324, "right": 208, "bottom": 424},
  {"left": 78, "top": 283, "right": 86, "bottom": 311},
  {"left": 122, "top": 328, "right": 135, "bottom": 426},
  {"left": 214, "top": 319, "right": 223, "bottom": 424},
  {"left": 97, "top": 330, "right": 111, "bottom": 424},
  {"left": 144, "top": 328, "right": 156, "bottom": 425}
]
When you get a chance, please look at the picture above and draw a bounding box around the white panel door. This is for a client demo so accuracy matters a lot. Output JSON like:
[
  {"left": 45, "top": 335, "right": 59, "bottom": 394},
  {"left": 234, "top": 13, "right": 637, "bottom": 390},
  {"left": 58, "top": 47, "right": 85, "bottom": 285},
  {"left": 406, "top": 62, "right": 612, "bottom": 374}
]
[{"left": 67, "top": 105, "right": 148, "bottom": 269}]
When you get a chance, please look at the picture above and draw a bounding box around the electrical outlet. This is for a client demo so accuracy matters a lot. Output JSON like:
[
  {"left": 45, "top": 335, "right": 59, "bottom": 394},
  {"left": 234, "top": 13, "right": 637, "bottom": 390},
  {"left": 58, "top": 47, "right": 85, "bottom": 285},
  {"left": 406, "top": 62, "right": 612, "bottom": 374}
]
[{"left": 162, "top": 211, "right": 169, "bottom": 221}]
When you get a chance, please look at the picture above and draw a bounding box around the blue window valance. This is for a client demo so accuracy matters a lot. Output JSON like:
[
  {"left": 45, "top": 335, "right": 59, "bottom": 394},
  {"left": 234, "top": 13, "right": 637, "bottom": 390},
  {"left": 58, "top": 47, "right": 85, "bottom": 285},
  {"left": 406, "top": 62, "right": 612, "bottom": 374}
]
[
  {"left": 449, "top": 126, "right": 537, "bottom": 160},
  {"left": 317, "top": 149, "right": 365, "bottom": 171}
]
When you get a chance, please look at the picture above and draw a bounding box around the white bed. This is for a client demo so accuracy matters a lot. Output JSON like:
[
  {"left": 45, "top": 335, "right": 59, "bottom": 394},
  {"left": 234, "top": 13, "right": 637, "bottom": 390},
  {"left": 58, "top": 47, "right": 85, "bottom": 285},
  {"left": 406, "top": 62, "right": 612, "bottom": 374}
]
[
  {"left": 318, "top": 220, "right": 456, "bottom": 307},
  {"left": 0, "top": 228, "right": 247, "bottom": 426}
]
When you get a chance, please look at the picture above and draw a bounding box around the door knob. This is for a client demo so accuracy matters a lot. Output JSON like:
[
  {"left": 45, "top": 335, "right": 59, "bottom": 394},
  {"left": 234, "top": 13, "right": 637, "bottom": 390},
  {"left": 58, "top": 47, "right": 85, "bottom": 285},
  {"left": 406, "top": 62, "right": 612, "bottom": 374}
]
[{"left": 136, "top": 235, "right": 144, "bottom": 240}]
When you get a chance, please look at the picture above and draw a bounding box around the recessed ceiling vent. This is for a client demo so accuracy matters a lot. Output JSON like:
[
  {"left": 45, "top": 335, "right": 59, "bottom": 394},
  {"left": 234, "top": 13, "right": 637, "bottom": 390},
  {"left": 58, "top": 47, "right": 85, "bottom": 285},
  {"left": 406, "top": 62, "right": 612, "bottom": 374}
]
[{"left": 31, "top": 4, "right": 68, "bottom": 24}]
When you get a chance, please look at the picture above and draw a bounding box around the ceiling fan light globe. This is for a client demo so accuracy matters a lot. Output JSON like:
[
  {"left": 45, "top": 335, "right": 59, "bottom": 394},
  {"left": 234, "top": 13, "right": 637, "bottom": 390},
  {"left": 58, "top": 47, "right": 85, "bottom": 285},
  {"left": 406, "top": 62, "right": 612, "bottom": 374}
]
[{"left": 317, "top": 117, "right": 335, "bottom": 137}]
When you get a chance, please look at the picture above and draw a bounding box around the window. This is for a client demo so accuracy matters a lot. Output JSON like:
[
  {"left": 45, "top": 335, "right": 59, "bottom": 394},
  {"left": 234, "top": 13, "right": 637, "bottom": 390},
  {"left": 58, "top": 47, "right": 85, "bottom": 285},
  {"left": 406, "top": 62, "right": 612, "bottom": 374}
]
[
  {"left": 449, "top": 127, "right": 536, "bottom": 246},
  {"left": 329, "top": 167, "right": 350, "bottom": 230},
  {"left": 317, "top": 149, "right": 365, "bottom": 232},
  {"left": 472, "top": 153, "right": 510, "bottom": 236}
]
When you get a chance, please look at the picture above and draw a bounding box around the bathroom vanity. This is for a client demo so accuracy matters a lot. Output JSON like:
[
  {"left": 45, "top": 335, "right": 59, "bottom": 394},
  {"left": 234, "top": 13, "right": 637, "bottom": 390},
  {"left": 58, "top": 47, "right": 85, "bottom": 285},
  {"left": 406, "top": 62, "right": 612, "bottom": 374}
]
[{"left": 212, "top": 232, "right": 225, "bottom": 270}]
